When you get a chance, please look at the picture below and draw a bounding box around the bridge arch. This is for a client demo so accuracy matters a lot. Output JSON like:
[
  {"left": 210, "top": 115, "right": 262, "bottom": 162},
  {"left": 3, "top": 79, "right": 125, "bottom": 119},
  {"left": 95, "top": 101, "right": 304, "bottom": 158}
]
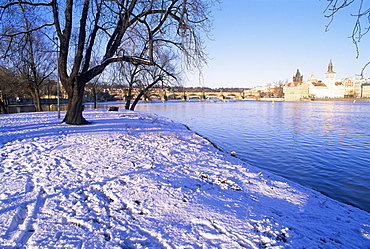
[
  {"left": 167, "top": 93, "right": 183, "bottom": 100},
  {"left": 187, "top": 93, "right": 201, "bottom": 100},
  {"left": 147, "top": 93, "right": 162, "bottom": 101},
  {"left": 224, "top": 93, "right": 237, "bottom": 99},
  {"left": 204, "top": 93, "right": 220, "bottom": 101}
]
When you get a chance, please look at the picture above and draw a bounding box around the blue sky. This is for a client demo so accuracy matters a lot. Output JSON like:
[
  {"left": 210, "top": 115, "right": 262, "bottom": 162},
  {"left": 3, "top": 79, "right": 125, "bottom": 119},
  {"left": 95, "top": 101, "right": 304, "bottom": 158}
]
[{"left": 185, "top": 0, "right": 370, "bottom": 88}]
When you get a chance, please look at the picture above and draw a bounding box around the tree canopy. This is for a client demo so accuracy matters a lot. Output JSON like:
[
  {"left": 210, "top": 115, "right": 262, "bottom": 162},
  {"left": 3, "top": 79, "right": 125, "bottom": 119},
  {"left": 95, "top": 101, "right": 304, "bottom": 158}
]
[{"left": 1, "top": 0, "right": 216, "bottom": 124}]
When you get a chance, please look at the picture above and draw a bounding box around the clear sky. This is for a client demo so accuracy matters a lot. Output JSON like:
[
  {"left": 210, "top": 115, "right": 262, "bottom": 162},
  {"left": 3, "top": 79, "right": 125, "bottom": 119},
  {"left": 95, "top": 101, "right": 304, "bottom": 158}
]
[{"left": 184, "top": 0, "right": 370, "bottom": 88}]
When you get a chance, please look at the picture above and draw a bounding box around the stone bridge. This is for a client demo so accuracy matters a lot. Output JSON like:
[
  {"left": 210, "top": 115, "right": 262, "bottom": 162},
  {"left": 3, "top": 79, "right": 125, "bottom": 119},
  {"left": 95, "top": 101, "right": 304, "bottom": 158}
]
[{"left": 141, "top": 89, "right": 251, "bottom": 101}]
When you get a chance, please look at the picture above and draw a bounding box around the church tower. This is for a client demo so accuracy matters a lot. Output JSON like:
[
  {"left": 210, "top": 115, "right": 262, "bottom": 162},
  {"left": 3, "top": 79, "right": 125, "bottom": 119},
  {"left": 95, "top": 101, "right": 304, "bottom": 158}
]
[
  {"left": 324, "top": 60, "right": 336, "bottom": 80},
  {"left": 293, "top": 69, "right": 303, "bottom": 82},
  {"left": 323, "top": 60, "right": 337, "bottom": 89},
  {"left": 327, "top": 60, "right": 334, "bottom": 73}
]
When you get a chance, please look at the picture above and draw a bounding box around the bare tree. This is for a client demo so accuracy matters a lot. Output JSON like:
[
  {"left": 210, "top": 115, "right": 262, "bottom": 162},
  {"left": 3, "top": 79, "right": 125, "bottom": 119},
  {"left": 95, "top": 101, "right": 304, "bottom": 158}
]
[
  {"left": 130, "top": 52, "right": 180, "bottom": 110},
  {"left": 325, "top": 0, "right": 370, "bottom": 76},
  {"left": 0, "top": 67, "right": 13, "bottom": 114},
  {"left": 272, "top": 80, "right": 286, "bottom": 98},
  {"left": 0, "top": 4, "right": 56, "bottom": 112},
  {"left": 10, "top": 33, "right": 55, "bottom": 112},
  {"left": 1, "top": 0, "right": 214, "bottom": 124},
  {"left": 116, "top": 45, "right": 180, "bottom": 110},
  {"left": 0, "top": 65, "right": 29, "bottom": 103},
  {"left": 85, "top": 74, "right": 103, "bottom": 109},
  {"left": 114, "top": 61, "right": 145, "bottom": 110}
]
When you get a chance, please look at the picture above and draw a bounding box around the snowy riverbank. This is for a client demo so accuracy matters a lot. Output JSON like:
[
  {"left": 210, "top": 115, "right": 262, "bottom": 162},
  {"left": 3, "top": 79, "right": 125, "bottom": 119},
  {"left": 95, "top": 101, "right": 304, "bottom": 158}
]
[{"left": 0, "top": 110, "right": 369, "bottom": 248}]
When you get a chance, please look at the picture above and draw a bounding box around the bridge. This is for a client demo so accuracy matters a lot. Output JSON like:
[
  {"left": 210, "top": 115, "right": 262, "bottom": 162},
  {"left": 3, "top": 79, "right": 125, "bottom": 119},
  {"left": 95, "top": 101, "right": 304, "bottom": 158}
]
[{"left": 118, "top": 88, "right": 256, "bottom": 102}]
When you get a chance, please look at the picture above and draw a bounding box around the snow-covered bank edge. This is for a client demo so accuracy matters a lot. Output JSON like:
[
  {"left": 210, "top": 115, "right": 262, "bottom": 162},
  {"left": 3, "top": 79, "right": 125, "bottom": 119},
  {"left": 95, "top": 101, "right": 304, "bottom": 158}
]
[
  {"left": 179, "top": 123, "right": 226, "bottom": 154},
  {"left": 0, "top": 109, "right": 369, "bottom": 248}
]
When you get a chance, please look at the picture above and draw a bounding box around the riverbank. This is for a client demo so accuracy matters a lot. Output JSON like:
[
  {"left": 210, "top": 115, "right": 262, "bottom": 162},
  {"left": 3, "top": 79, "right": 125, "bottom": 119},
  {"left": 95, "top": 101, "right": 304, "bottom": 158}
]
[{"left": 0, "top": 110, "right": 369, "bottom": 248}]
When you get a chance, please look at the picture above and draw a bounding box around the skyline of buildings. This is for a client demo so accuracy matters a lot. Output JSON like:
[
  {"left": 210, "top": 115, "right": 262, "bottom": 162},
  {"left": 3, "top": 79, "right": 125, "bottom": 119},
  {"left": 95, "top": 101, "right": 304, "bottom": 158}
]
[{"left": 283, "top": 60, "right": 370, "bottom": 101}]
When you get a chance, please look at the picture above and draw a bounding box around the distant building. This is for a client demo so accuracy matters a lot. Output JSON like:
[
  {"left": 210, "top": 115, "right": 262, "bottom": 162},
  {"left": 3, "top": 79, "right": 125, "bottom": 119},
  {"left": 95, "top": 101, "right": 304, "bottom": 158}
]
[
  {"left": 293, "top": 69, "right": 303, "bottom": 82},
  {"left": 362, "top": 83, "right": 370, "bottom": 98},
  {"left": 284, "top": 60, "right": 366, "bottom": 100},
  {"left": 283, "top": 69, "right": 310, "bottom": 101}
]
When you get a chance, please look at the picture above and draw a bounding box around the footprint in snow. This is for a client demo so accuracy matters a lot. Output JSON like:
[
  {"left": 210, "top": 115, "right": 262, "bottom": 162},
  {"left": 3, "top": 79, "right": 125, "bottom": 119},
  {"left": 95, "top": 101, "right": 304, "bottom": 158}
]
[{"left": 4, "top": 205, "right": 28, "bottom": 240}]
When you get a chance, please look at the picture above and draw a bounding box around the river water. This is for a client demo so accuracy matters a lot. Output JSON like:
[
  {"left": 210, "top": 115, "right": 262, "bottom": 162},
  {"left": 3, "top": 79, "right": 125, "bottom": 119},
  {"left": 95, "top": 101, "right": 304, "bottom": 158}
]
[
  {"left": 89, "top": 100, "right": 370, "bottom": 212},
  {"left": 132, "top": 100, "right": 370, "bottom": 212}
]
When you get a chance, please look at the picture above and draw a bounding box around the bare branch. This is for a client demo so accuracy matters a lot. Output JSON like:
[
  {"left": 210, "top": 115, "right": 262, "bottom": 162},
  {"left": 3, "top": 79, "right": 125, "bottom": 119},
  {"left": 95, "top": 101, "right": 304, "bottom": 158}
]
[
  {"left": 0, "top": 1, "right": 52, "bottom": 8},
  {"left": 324, "top": 0, "right": 355, "bottom": 18},
  {"left": 1, "top": 23, "right": 54, "bottom": 38},
  {"left": 82, "top": 0, "right": 103, "bottom": 73},
  {"left": 71, "top": 0, "right": 90, "bottom": 78},
  {"left": 359, "top": 61, "right": 370, "bottom": 78}
]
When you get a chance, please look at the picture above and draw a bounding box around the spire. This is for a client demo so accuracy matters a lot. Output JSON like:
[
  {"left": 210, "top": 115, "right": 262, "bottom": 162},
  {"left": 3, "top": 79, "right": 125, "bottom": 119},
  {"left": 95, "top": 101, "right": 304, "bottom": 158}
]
[
  {"left": 293, "top": 69, "right": 303, "bottom": 82},
  {"left": 327, "top": 60, "right": 334, "bottom": 73}
]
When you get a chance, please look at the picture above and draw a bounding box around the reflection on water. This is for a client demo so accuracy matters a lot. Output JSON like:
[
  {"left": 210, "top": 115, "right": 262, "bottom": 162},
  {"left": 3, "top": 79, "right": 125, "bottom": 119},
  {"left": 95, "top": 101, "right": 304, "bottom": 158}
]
[{"left": 131, "top": 100, "right": 370, "bottom": 212}]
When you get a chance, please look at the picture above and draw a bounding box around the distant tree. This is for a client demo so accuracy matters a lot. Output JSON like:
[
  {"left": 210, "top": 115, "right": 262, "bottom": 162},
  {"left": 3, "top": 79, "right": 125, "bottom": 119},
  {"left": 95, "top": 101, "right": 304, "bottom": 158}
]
[
  {"left": 0, "top": 67, "right": 13, "bottom": 114},
  {"left": 0, "top": 4, "right": 56, "bottom": 112},
  {"left": 116, "top": 46, "right": 180, "bottom": 110},
  {"left": 0, "top": 66, "right": 29, "bottom": 101},
  {"left": 10, "top": 33, "right": 55, "bottom": 112},
  {"left": 325, "top": 0, "right": 370, "bottom": 75},
  {"left": 86, "top": 76, "right": 103, "bottom": 109},
  {"left": 115, "top": 61, "right": 145, "bottom": 110},
  {"left": 1, "top": 0, "right": 214, "bottom": 124},
  {"left": 272, "top": 80, "right": 286, "bottom": 98},
  {"left": 130, "top": 51, "right": 180, "bottom": 110}
]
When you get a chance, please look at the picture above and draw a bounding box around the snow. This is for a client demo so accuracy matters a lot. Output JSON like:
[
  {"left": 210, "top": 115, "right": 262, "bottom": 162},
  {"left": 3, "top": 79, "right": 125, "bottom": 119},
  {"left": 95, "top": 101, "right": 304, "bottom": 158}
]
[{"left": 0, "top": 109, "right": 369, "bottom": 248}]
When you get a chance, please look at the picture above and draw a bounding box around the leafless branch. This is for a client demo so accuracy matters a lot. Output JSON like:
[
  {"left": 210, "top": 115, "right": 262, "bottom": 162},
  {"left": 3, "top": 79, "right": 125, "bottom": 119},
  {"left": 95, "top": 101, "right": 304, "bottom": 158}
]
[
  {"left": 1, "top": 23, "right": 54, "bottom": 38},
  {"left": 0, "top": 1, "right": 52, "bottom": 8}
]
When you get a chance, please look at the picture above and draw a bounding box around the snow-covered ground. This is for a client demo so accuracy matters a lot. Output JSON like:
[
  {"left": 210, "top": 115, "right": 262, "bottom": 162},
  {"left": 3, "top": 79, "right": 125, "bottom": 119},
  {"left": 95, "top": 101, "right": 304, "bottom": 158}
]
[{"left": 0, "top": 110, "right": 369, "bottom": 248}]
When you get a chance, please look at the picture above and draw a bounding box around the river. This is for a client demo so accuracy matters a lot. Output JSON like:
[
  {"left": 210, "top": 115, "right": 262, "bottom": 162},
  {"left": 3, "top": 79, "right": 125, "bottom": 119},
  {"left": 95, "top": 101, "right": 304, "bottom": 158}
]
[{"left": 126, "top": 100, "right": 369, "bottom": 213}]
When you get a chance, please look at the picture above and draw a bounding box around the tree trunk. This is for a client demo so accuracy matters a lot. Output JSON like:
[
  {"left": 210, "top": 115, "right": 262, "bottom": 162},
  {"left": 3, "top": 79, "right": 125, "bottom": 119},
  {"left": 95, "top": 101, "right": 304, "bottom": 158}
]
[
  {"left": 125, "top": 86, "right": 133, "bottom": 110},
  {"left": 28, "top": 85, "right": 42, "bottom": 112},
  {"left": 0, "top": 100, "right": 7, "bottom": 114},
  {"left": 33, "top": 94, "right": 42, "bottom": 112},
  {"left": 130, "top": 78, "right": 161, "bottom": 111},
  {"left": 130, "top": 90, "right": 143, "bottom": 111},
  {"left": 62, "top": 80, "right": 89, "bottom": 125},
  {"left": 93, "top": 86, "right": 98, "bottom": 109}
]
